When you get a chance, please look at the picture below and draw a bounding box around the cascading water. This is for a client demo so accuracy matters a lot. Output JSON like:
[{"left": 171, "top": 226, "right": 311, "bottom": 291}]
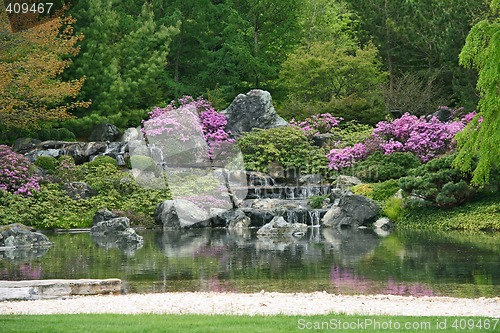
[{"left": 243, "top": 171, "right": 331, "bottom": 227}]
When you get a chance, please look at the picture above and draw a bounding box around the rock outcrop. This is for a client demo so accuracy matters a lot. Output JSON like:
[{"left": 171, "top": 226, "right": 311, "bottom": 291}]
[
  {"left": 88, "top": 123, "right": 121, "bottom": 142},
  {"left": 155, "top": 199, "right": 211, "bottom": 229},
  {"left": 91, "top": 209, "right": 143, "bottom": 251},
  {"left": 256, "top": 216, "right": 307, "bottom": 237},
  {"left": 0, "top": 224, "right": 51, "bottom": 260},
  {"left": 61, "top": 182, "right": 97, "bottom": 200},
  {"left": 322, "top": 191, "right": 379, "bottom": 229},
  {"left": 221, "top": 90, "right": 288, "bottom": 137},
  {"left": 210, "top": 208, "right": 251, "bottom": 229},
  {"left": 0, "top": 224, "right": 51, "bottom": 248}
]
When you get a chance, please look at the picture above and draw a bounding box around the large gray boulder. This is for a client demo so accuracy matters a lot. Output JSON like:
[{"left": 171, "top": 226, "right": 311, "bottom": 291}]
[
  {"left": 210, "top": 208, "right": 251, "bottom": 229},
  {"left": 88, "top": 123, "right": 121, "bottom": 142},
  {"left": 155, "top": 199, "right": 211, "bottom": 229},
  {"left": 335, "top": 175, "right": 362, "bottom": 190},
  {"left": 0, "top": 224, "right": 51, "bottom": 248},
  {"left": 221, "top": 90, "right": 288, "bottom": 137},
  {"left": 257, "top": 216, "right": 307, "bottom": 237},
  {"left": 13, "top": 138, "right": 42, "bottom": 153},
  {"left": 322, "top": 191, "right": 379, "bottom": 229},
  {"left": 90, "top": 212, "right": 143, "bottom": 250}
]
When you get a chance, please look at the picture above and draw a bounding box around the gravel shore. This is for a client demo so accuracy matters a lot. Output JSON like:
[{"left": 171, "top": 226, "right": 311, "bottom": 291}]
[{"left": 1, "top": 292, "right": 499, "bottom": 317}]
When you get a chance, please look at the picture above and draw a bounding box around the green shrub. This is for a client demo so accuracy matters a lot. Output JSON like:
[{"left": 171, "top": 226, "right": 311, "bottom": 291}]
[
  {"left": 55, "top": 155, "right": 79, "bottom": 183},
  {"left": 36, "top": 128, "right": 76, "bottom": 141},
  {"left": 351, "top": 183, "right": 373, "bottom": 197},
  {"left": 353, "top": 151, "right": 421, "bottom": 182},
  {"left": 89, "top": 155, "right": 118, "bottom": 168},
  {"left": 80, "top": 163, "right": 130, "bottom": 194},
  {"left": 308, "top": 195, "right": 329, "bottom": 209},
  {"left": 0, "top": 183, "right": 93, "bottom": 229},
  {"left": 332, "top": 121, "right": 373, "bottom": 148},
  {"left": 0, "top": 180, "right": 172, "bottom": 229},
  {"left": 34, "top": 156, "right": 57, "bottom": 172},
  {"left": 398, "top": 191, "right": 500, "bottom": 231},
  {"left": 399, "top": 153, "right": 475, "bottom": 207},
  {"left": 237, "top": 127, "right": 329, "bottom": 175},
  {"left": 130, "top": 155, "right": 156, "bottom": 172},
  {"left": 371, "top": 179, "right": 400, "bottom": 201},
  {"left": 383, "top": 197, "right": 405, "bottom": 222}
]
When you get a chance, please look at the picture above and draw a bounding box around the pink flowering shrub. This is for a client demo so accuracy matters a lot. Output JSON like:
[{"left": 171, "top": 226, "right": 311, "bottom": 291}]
[
  {"left": 142, "top": 96, "right": 234, "bottom": 160},
  {"left": 327, "top": 111, "right": 475, "bottom": 170},
  {"left": 290, "top": 113, "right": 342, "bottom": 138},
  {"left": 0, "top": 145, "right": 40, "bottom": 196},
  {"left": 327, "top": 143, "right": 370, "bottom": 170},
  {"left": 372, "top": 113, "right": 466, "bottom": 162}
]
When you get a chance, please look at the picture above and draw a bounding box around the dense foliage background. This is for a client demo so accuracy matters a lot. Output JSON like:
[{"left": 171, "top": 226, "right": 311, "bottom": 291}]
[{"left": 0, "top": 0, "right": 499, "bottom": 230}]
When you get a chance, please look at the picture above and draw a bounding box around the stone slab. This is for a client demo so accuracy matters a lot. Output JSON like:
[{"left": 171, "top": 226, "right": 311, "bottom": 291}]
[{"left": 0, "top": 279, "right": 121, "bottom": 301}]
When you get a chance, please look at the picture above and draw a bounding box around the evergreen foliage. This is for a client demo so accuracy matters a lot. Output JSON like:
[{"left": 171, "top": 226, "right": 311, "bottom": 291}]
[
  {"left": 34, "top": 156, "right": 57, "bottom": 173},
  {"left": 400, "top": 154, "right": 475, "bottom": 208}
]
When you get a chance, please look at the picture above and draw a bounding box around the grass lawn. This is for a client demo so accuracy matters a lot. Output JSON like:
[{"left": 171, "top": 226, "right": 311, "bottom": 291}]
[{"left": 0, "top": 314, "right": 497, "bottom": 333}]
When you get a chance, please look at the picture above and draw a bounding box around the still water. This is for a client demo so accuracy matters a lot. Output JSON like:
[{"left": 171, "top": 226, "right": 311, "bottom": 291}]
[{"left": 1, "top": 228, "right": 499, "bottom": 298}]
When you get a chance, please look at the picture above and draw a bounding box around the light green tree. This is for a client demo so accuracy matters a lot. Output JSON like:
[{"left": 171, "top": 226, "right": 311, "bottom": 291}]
[
  {"left": 279, "top": 0, "right": 387, "bottom": 124},
  {"left": 453, "top": 0, "right": 500, "bottom": 186}
]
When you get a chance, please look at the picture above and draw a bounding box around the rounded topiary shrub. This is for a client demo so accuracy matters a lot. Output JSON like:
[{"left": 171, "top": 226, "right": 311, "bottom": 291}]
[
  {"left": 130, "top": 155, "right": 157, "bottom": 172},
  {"left": 88, "top": 155, "right": 118, "bottom": 168},
  {"left": 34, "top": 156, "right": 57, "bottom": 172}
]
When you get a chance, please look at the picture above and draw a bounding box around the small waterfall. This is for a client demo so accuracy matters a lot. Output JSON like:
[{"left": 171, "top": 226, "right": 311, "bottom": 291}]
[
  {"left": 286, "top": 210, "right": 298, "bottom": 224},
  {"left": 254, "top": 187, "right": 262, "bottom": 200},
  {"left": 308, "top": 210, "right": 321, "bottom": 227}
]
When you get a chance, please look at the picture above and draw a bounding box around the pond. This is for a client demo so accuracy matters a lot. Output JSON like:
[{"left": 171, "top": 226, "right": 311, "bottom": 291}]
[{"left": 1, "top": 228, "right": 499, "bottom": 298}]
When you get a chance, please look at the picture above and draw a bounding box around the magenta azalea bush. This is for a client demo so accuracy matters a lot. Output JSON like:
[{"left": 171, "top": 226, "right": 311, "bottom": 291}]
[
  {"left": 290, "top": 113, "right": 342, "bottom": 137},
  {"left": 327, "top": 112, "right": 475, "bottom": 170},
  {"left": 0, "top": 145, "right": 40, "bottom": 196},
  {"left": 142, "top": 96, "right": 234, "bottom": 159}
]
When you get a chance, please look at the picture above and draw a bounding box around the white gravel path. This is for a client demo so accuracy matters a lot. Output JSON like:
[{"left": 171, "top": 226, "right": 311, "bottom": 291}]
[{"left": 1, "top": 292, "right": 499, "bottom": 317}]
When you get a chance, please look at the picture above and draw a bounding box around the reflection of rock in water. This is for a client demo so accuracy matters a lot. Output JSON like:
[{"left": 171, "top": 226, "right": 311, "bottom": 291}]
[
  {"left": 322, "top": 228, "right": 381, "bottom": 264},
  {"left": 0, "top": 246, "right": 51, "bottom": 261},
  {"left": 156, "top": 229, "right": 212, "bottom": 257},
  {"left": 91, "top": 232, "right": 143, "bottom": 256},
  {"left": 256, "top": 235, "right": 303, "bottom": 251}
]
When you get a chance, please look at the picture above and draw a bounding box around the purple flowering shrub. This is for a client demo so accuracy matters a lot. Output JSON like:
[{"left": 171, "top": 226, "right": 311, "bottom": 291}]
[
  {"left": 290, "top": 113, "right": 342, "bottom": 138},
  {"left": 0, "top": 145, "right": 40, "bottom": 196},
  {"left": 327, "top": 111, "right": 474, "bottom": 170},
  {"left": 142, "top": 96, "right": 234, "bottom": 160}
]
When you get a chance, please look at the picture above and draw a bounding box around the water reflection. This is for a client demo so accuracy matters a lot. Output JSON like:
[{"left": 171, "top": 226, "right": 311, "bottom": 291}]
[{"left": 0, "top": 228, "right": 499, "bottom": 298}]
